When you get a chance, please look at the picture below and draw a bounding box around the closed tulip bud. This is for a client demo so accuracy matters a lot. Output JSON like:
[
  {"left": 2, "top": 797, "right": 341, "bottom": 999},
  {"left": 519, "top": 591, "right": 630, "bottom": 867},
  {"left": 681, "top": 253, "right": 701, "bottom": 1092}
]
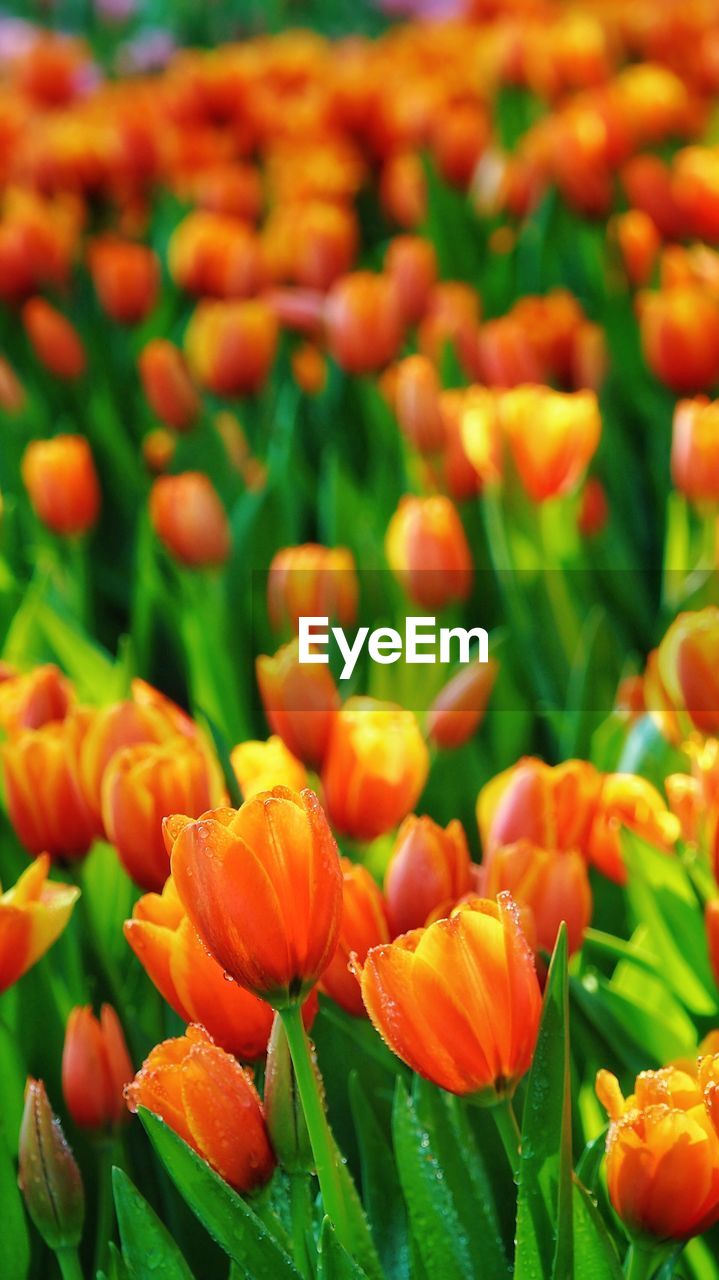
[
  {"left": 324, "top": 272, "right": 403, "bottom": 374},
  {"left": 264, "top": 201, "right": 357, "bottom": 292},
  {"left": 578, "top": 476, "right": 608, "bottom": 537},
  {"left": 477, "top": 317, "right": 545, "bottom": 388},
  {"left": 384, "top": 815, "right": 472, "bottom": 937},
  {"left": 426, "top": 659, "right": 498, "bottom": 750},
  {"left": 264, "top": 1015, "right": 313, "bottom": 1171},
  {"left": 138, "top": 339, "right": 199, "bottom": 432},
  {"left": 588, "top": 773, "right": 679, "bottom": 885},
  {"left": 354, "top": 893, "right": 541, "bottom": 1099},
  {"left": 384, "top": 236, "right": 437, "bottom": 326},
  {"left": 256, "top": 639, "right": 339, "bottom": 769},
  {"left": 291, "top": 342, "right": 327, "bottom": 396},
  {"left": 638, "top": 286, "right": 719, "bottom": 393},
  {"left": 596, "top": 1066, "right": 719, "bottom": 1241},
  {"left": 23, "top": 298, "right": 86, "bottom": 380},
  {"left": 103, "top": 737, "right": 216, "bottom": 891},
  {"left": 19, "top": 1079, "right": 84, "bottom": 1250},
  {"left": 484, "top": 840, "right": 591, "bottom": 956},
  {"left": 707, "top": 900, "right": 719, "bottom": 991},
  {"left": 22, "top": 435, "right": 100, "bottom": 536},
  {"left": 0, "top": 663, "right": 72, "bottom": 733},
  {"left": 500, "top": 385, "right": 601, "bottom": 503},
  {"left": 673, "top": 147, "right": 719, "bottom": 242},
  {"left": 385, "top": 494, "right": 473, "bottom": 610},
  {"left": 322, "top": 698, "right": 429, "bottom": 841},
  {"left": 0, "top": 354, "right": 25, "bottom": 413},
  {"left": 431, "top": 102, "right": 490, "bottom": 190},
  {"left": 126, "top": 1025, "right": 275, "bottom": 1193},
  {"left": 185, "top": 299, "right": 277, "bottom": 396},
  {"left": 656, "top": 607, "right": 719, "bottom": 738},
  {"left": 167, "top": 787, "right": 343, "bottom": 1007},
  {"left": 62, "top": 1005, "right": 133, "bottom": 1131},
  {"left": 612, "top": 209, "right": 660, "bottom": 287},
  {"left": 671, "top": 397, "right": 719, "bottom": 502},
  {"left": 0, "top": 854, "right": 79, "bottom": 994},
  {"left": 150, "top": 472, "right": 231, "bottom": 568},
  {"left": 267, "top": 543, "right": 358, "bottom": 633},
  {"left": 3, "top": 719, "right": 98, "bottom": 860},
  {"left": 88, "top": 237, "right": 159, "bottom": 325},
  {"left": 230, "top": 736, "right": 307, "bottom": 800},
  {"left": 321, "top": 859, "right": 389, "bottom": 1016},
  {"left": 142, "top": 427, "right": 176, "bottom": 474},
  {"left": 169, "top": 212, "right": 265, "bottom": 299},
  {"left": 393, "top": 355, "right": 445, "bottom": 454},
  {"left": 379, "top": 151, "right": 427, "bottom": 229},
  {"left": 479, "top": 757, "right": 602, "bottom": 860},
  {"left": 459, "top": 386, "right": 503, "bottom": 486}
]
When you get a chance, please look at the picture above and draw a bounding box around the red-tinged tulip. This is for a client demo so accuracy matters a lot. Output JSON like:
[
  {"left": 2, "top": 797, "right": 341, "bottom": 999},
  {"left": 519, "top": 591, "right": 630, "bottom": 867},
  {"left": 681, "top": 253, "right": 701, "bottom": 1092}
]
[
  {"left": 291, "top": 342, "right": 327, "bottom": 395},
  {"left": 126, "top": 1025, "right": 275, "bottom": 1193},
  {"left": 384, "top": 236, "right": 437, "bottom": 326},
  {"left": 62, "top": 1005, "right": 133, "bottom": 1131},
  {"left": 191, "top": 163, "right": 262, "bottom": 223},
  {"left": 19, "top": 1079, "right": 84, "bottom": 1251},
  {"left": 596, "top": 1065, "right": 719, "bottom": 1241},
  {"left": 479, "top": 757, "right": 602, "bottom": 860},
  {"left": 385, "top": 494, "right": 473, "bottom": 610},
  {"left": 393, "top": 355, "right": 445, "bottom": 454},
  {"left": 0, "top": 354, "right": 25, "bottom": 413},
  {"left": 638, "top": 286, "right": 719, "bottom": 393},
  {"left": 22, "top": 298, "right": 86, "bottom": 380},
  {"left": 76, "top": 698, "right": 179, "bottom": 825},
  {"left": 588, "top": 773, "right": 679, "bottom": 885},
  {"left": 3, "top": 719, "right": 98, "bottom": 860},
  {"left": 477, "top": 316, "right": 545, "bottom": 389},
  {"left": 499, "top": 385, "right": 602, "bottom": 503},
  {"left": 320, "top": 859, "right": 389, "bottom": 1016},
  {"left": 185, "top": 299, "right": 278, "bottom": 396},
  {"left": 707, "top": 900, "right": 719, "bottom": 991},
  {"left": 379, "top": 151, "right": 427, "bottom": 229},
  {"left": 426, "top": 658, "right": 498, "bottom": 750},
  {"left": 321, "top": 698, "right": 429, "bottom": 841},
  {"left": 0, "top": 663, "right": 72, "bottom": 734},
  {"left": 622, "top": 153, "right": 684, "bottom": 241},
  {"left": 167, "top": 787, "right": 343, "bottom": 1006},
  {"left": 354, "top": 893, "right": 541, "bottom": 1099},
  {"left": 484, "top": 839, "right": 591, "bottom": 956},
  {"left": 263, "top": 200, "right": 358, "bottom": 292},
  {"left": 230, "top": 736, "right": 308, "bottom": 800},
  {"left": 655, "top": 607, "right": 719, "bottom": 738},
  {"left": 150, "top": 471, "right": 231, "bottom": 568},
  {"left": 168, "top": 211, "right": 265, "bottom": 299},
  {"left": 431, "top": 102, "right": 490, "bottom": 190},
  {"left": 611, "top": 209, "right": 661, "bottom": 288},
  {"left": 439, "top": 389, "right": 483, "bottom": 501},
  {"left": 256, "top": 638, "right": 339, "bottom": 769},
  {"left": 671, "top": 397, "right": 719, "bottom": 502},
  {"left": 0, "top": 854, "right": 79, "bottom": 994},
  {"left": 142, "top": 428, "right": 176, "bottom": 474},
  {"left": 138, "top": 339, "right": 199, "bottom": 433},
  {"left": 324, "top": 272, "right": 403, "bottom": 374},
  {"left": 459, "top": 386, "right": 503, "bottom": 487},
  {"left": 102, "top": 737, "right": 217, "bottom": 891},
  {"left": 88, "top": 237, "right": 159, "bottom": 325},
  {"left": 384, "top": 815, "right": 472, "bottom": 937},
  {"left": 267, "top": 543, "right": 358, "bottom": 632},
  {"left": 578, "top": 477, "right": 609, "bottom": 537},
  {"left": 131, "top": 678, "right": 197, "bottom": 740},
  {"left": 418, "top": 281, "right": 481, "bottom": 378},
  {"left": 673, "top": 147, "right": 719, "bottom": 243},
  {"left": 22, "top": 435, "right": 100, "bottom": 536}
]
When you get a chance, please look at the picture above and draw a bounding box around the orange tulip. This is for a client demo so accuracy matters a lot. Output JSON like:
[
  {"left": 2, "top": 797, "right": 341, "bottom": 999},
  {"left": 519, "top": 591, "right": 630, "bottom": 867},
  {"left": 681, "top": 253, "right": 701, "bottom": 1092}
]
[
  {"left": 393, "top": 355, "right": 445, "bottom": 454},
  {"left": 168, "top": 787, "right": 343, "bottom": 1006},
  {"left": 256, "top": 638, "right": 339, "bottom": 769},
  {"left": 88, "top": 237, "right": 159, "bottom": 325},
  {"left": 385, "top": 494, "right": 473, "bottom": 610},
  {"left": 0, "top": 854, "right": 79, "bottom": 993},
  {"left": 638, "top": 286, "right": 719, "bottom": 393},
  {"left": 418, "top": 281, "right": 481, "bottom": 378},
  {"left": 0, "top": 355, "right": 25, "bottom": 413},
  {"left": 426, "top": 659, "right": 498, "bottom": 749},
  {"left": 0, "top": 664, "right": 72, "bottom": 734},
  {"left": 321, "top": 698, "right": 429, "bottom": 841},
  {"left": 62, "top": 1005, "right": 133, "bottom": 1130},
  {"left": 612, "top": 209, "right": 660, "bottom": 288},
  {"left": 431, "top": 102, "right": 489, "bottom": 190},
  {"left": 384, "top": 815, "right": 472, "bottom": 937},
  {"left": 168, "top": 212, "right": 265, "bottom": 299},
  {"left": 126, "top": 1025, "right": 275, "bottom": 1193},
  {"left": 320, "top": 859, "right": 389, "bottom": 1017},
  {"left": 263, "top": 201, "right": 357, "bottom": 291},
  {"left": 477, "top": 317, "right": 545, "bottom": 389},
  {"left": 230, "top": 736, "right": 307, "bottom": 800},
  {"left": 499, "top": 385, "right": 602, "bottom": 503},
  {"left": 23, "top": 298, "right": 86, "bottom": 380},
  {"left": 588, "top": 773, "right": 679, "bottom": 885},
  {"left": 267, "top": 543, "right": 358, "bottom": 633},
  {"left": 439, "top": 389, "right": 483, "bottom": 501},
  {"left": 484, "top": 840, "right": 591, "bottom": 955},
  {"left": 138, "top": 339, "right": 199, "bottom": 433},
  {"left": 355, "top": 894, "right": 541, "bottom": 1098},
  {"left": 671, "top": 397, "right": 719, "bottom": 502},
  {"left": 75, "top": 696, "right": 182, "bottom": 829},
  {"left": 149, "top": 472, "right": 231, "bottom": 568},
  {"left": 22, "top": 435, "right": 100, "bottom": 536},
  {"left": 623, "top": 154, "right": 684, "bottom": 242},
  {"left": 291, "top": 342, "right": 327, "bottom": 395},
  {"left": 458, "top": 386, "right": 503, "bottom": 487},
  {"left": 479, "top": 757, "right": 602, "bottom": 861},
  {"left": 379, "top": 151, "right": 427, "bottom": 229},
  {"left": 3, "top": 719, "right": 98, "bottom": 860},
  {"left": 190, "top": 163, "right": 262, "bottom": 223},
  {"left": 102, "top": 738, "right": 217, "bottom": 891},
  {"left": 597, "top": 1065, "right": 719, "bottom": 1241},
  {"left": 142, "top": 428, "right": 176, "bottom": 474},
  {"left": 384, "top": 236, "right": 437, "bottom": 326},
  {"left": 673, "top": 147, "right": 719, "bottom": 243},
  {"left": 324, "top": 272, "right": 403, "bottom": 374},
  {"left": 655, "top": 607, "right": 719, "bottom": 738},
  {"left": 185, "top": 299, "right": 277, "bottom": 396}
]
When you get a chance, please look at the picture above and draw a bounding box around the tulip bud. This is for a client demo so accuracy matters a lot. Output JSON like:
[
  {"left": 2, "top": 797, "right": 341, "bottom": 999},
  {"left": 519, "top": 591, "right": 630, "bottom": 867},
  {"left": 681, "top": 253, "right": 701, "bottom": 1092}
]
[
  {"left": 185, "top": 299, "right": 277, "bottom": 397},
  {"left": 22, "top": 298, "right": 86, "bottom": 380},
  {"left": 321, "top": 858, "right": 389, "bottom": 1015},
  {"left": 256, "top": 638, "right": 339, "bottom": 769},
  {"left": 384, "top": 236, "right": 437, "bottom": 326},
  {"left": 393, "top": 355, "right": 445, "bottom": 454},
  {"left": 267, "top": 543, "right": 358, "bottom": 633},
  {"left": 500, "top": 385, "right": 602, "bottom": 503},
  {"left": 385, "top": 494, "right": 473, "bottom": 610},
  {"left": 138, "top": 339, "right": 199, "bottom": 432},
  {"left": 19, "top": 1079, "right": 84, "bottom": 1251},
  {"left": 426, "top": 658, "right": 498, "bottom": 750},
  {"left": 0, "top": 354, "right": 25, "bottom": 413},
  {"left": 142, "top": 427, "right": 176, "bottom": 474},
  {"left": 484, "top": 839, "right": 592, "bottom": 956},
  {"left": 671, "top": 397, "right": 719, "bottom": 502},
  {"left": 264, "top": 1015, "right": 313, "bottom": 1173},
  {"left": 88, "top": 237, "right": 159, "bottom": 325},
  {"left": 638, "top": 286, "right": 719, "bottom": 393},
  {"left": 384, "top": 815, "right": 472, "bottom": 936},
  {"left": 612, "top": 209, "right": 660, "bottom": 287},
  {"left": 62, "top": 1005, "right": 133, "bottom": 1131},
  {"left": 149, "top": 472, "right": 231, "bottom": 568},
  {"left": 431, "top": 102, "right": 489, "bottom": 189},
  {"left": 379, "top": 151, "right": 427, "bottom": 229},
  {"left": 291, "top": 342, "right": 327, "bottom": 396},
  {"left": 22, "top": 435, "right": 100, "bottom": 536},
  {"left": 324, "top": 272, "right": 403, "bottom": 374},
  {"left": 0, "top": 663, "right": 72, "bottom": 734}
]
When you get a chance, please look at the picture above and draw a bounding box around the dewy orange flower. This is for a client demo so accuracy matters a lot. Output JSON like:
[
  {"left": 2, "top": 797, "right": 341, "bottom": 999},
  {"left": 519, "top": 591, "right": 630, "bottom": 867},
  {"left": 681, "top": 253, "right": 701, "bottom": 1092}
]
[
  {"left": 22, "top": 435, "right": 100, "bottom": 536},
  {"left": 138, "top": 339, "right": 199, "bottom": 432},
  {"left": 167, "top": 787, "right": 343, "bottom": 1006},
  {"left": 384, "top": 815, "right": 472, "bottom": 936},
  {"left": 267, "top": 543, "right": 358, "bottom": 633},
  {"left": 22, "top": 298, "right": 86, "bottom": 380},
  {"left": 62, "top": 1005, "right": 133, "bottom": 1131},
  {"left": 0, "top": 854, "right": 79, "bottom": 994},
  {"left": 484, "top": 839, "right": 592, "bottom": 955},
  {"left": 671, "top": 398, "right": 719, "bottom": 503},
  {"left": 256, "top": 638, "right": 339, "bottom": 769},
  {"left": 479, "top": 757, "right": 602, "bottom": 861},
  {"left": 596, "top": 1065, "right": 719, "bottom": 1241},
  {"left": 499, "top": 385, "right": 602, "bottom": 503},
  {"left": 320, "top": 858, "right": 389, "bottom": 1017},
  {"left": 230, "top": 736, "right": 308, "bottom": 800},
  {"left": 88, "top": 237, "right": 159, "bottom": 325},
  {"left": 385, "top": 494, "right": 473, "bottom": 610},
  {"left": 149, "top": 472, "right": 231, "bottom": 568},
  {"left": 321, "top": 698, "right": 429, "bottom": 841},
  {"left": 3, "top": 719, "right": 98, "bottom": 860},
  {"left": 126, "top": 1025, "right": 275, "bottom": 1194},
  {"left": 76, "top": 697, "right": 180, "bottom": 827},
  {"left": 355, "top": 893, "right": 541, "bottom": 1099}
]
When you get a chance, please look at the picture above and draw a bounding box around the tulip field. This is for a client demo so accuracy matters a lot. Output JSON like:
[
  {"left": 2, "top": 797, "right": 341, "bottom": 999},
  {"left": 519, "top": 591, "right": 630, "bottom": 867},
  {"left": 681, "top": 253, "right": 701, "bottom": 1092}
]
[{"left": 7, "top": 0, "right": 719, "bottom": 1277}]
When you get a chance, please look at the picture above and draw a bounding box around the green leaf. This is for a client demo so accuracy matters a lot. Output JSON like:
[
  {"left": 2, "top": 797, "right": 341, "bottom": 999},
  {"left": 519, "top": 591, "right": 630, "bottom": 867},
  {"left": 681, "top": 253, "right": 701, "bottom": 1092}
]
[
  {"left": 317, "top": 1217, "right": 371, "bottom": 1280},
  {"left": 571, "top": 1182, "right": 622, "bottom": 1280},
  {"left": 0, "top": 1117, "right": 29, "bottom": 1280},
  {"left": 34, "top": 600, "right": 123, "bottom": 703},
  {"left": 348, "top": 1073, "right": 410, "bottom": 1280},
  {"left": 515, "top": 925, "right": 573, "bottom": 1280},
  {"left": 391, "top": 1079, "right": 474, "bottom": 1280},
  {"left": 139, "top": 1110, "right": 300, "bottom": 1280},
  {"left": 113, "top": 1168, "right": 195, "bottom": 1280}
]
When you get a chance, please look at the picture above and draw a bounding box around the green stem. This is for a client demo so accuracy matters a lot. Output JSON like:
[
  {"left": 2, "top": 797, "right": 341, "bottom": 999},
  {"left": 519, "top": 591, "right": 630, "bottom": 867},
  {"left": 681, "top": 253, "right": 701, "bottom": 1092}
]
[
  {"left": 55, "top": 1246, "right": 84, "bottom": 1280},
  {"left": 492, "top": 1095, "right": 521, "bottom": 1180},
  {"left": 289, "top": 1172, "right": 312, "bottom": 1279},
  {"left": 92, "top": 1137, "right": 115, "bottom": 1278},
  {"left": 624, "top": 1241, "right": 659, "bottom": 1280},
  {"left": 279, "top": 1005, "right": 350, "bottom": 1246}
]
